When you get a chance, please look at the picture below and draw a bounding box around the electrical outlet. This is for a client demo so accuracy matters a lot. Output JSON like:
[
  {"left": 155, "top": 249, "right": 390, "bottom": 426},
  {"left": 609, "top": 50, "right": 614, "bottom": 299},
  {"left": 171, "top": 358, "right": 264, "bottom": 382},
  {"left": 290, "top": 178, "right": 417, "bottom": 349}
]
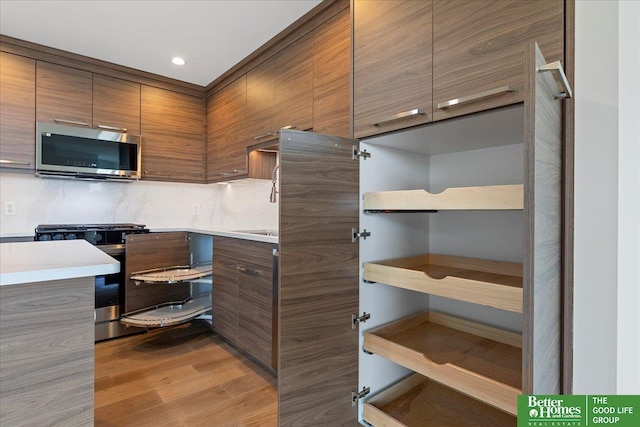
[
  {"left": 4, "top": 201, "right": 16, "bottom": 216},
  {"left": 192, "top": 204, "right": 200, "bottom": 216}
]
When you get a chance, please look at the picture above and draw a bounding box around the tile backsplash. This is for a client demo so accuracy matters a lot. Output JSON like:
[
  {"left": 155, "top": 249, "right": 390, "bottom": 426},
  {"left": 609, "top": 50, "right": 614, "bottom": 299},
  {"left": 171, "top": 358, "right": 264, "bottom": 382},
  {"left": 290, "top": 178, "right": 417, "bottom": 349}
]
[{"left": 0, "top": 172, "right": 278, "bottom": 236}]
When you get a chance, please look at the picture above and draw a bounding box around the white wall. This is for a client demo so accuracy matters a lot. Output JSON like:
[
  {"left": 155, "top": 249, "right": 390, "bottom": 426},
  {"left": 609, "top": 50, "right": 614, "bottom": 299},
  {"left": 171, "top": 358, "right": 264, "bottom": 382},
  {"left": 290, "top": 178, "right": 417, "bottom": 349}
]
[
  {"left": 574, "top": 0, "right": 640, "bottom": 393},
  {"left": 616, "top": 0, "right": 640, "bottom": 395},
  {"left": 0, "top": 171, "right": 278, "bottom": 236}
]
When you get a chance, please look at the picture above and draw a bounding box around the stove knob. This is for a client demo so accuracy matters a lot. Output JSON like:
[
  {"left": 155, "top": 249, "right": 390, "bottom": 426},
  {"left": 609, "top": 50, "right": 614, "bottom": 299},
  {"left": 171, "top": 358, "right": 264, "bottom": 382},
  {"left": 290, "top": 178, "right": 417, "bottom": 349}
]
[
  {"left": 66, "top": 234, "right": 77, "bottom": 240},
  {"left": 38, "top": 234, "right": 52, "bottom": 241},
  {"left": 52, "top": 233, "right": 64, "bottom": 241}
]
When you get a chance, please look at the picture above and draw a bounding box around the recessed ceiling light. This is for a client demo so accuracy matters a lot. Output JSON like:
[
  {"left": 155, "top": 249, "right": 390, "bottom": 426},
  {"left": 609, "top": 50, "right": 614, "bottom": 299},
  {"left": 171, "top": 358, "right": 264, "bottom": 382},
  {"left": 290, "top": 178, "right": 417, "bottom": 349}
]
[{"left": 171, "top": 57, "right": 186, "bottom": 66}]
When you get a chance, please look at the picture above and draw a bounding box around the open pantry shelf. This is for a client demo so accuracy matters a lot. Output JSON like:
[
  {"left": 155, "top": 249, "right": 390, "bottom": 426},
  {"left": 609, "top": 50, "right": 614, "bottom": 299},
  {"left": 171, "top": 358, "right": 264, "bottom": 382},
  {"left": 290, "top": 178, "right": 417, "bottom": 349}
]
[
  {"left": 363, "top": 373, "right": 516, "bottom": 427},
  {"left": 130, "top": 264, "right": 212, "bottom": 284},
  {"left": 363, "top": 254, "right": 523, "bottom": 313},
  {"left": 363, "top": 184, "right": 523, "bottom": 212},
  {"left": 363, "top": 311, "right": 522, "bottom": 415},
  {"left": 121, "top": 294, "right": 211, "bottom": 328}
]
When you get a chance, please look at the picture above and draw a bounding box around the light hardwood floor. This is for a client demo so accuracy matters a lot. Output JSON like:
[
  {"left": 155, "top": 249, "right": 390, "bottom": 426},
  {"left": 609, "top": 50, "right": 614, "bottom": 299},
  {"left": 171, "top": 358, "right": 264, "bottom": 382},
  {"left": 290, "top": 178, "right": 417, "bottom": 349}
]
[{"left": 94, "top": 321, "right": 277, "bottom": 427}]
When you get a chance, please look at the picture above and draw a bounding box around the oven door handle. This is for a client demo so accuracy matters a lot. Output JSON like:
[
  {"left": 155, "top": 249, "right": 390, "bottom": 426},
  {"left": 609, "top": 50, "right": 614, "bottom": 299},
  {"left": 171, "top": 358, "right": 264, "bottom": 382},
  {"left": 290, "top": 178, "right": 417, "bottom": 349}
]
[{"left": 99, "top": 243, "right": 126, "bottom": 256}]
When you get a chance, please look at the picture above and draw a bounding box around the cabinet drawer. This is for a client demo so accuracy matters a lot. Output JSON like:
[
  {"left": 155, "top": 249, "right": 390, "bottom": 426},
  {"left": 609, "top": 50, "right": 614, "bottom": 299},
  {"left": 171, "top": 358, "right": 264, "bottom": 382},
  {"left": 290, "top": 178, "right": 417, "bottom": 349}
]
[{"left": 214, "top": 237, "right": 275, "bottom": 268}]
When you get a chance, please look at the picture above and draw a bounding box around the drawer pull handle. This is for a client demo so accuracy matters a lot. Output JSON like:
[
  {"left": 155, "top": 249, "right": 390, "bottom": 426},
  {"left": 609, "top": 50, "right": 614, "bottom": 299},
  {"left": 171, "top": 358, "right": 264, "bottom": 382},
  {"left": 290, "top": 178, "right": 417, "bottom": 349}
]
[
  {"left": 0, "top": 159, "right": 31, "bottom": 166},
  {"left": 215, "top": 169, "right": 246, "bottom": 176},
  {"left": 144, "top": 171, "right": 171, "bottom": 177},
  {"left": 97, "top": 124, "right": 128, "bottom": 133},
  {"left": 53, "top": 118, "right": 90, "bottom": 127},
  {"left": 254, "top": 131, "right": 276, "bottom": 141},
  {"left": 236, "top": 266, "right": 259, "bottom": 275},
  {"left": 372, "top": 109, "right": 426, "bottom": 127},
  {"left": 538, "top": 61, "right": 573, "bottom": 99},
  {"left": 437, "top": 85, "right": 515, "bottom": 109}
]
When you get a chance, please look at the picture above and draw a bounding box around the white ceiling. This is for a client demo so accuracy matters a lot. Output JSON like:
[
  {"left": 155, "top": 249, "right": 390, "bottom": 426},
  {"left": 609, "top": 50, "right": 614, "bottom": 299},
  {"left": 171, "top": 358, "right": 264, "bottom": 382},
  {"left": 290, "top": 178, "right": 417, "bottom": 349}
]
[{"left": 0, "top": 0, "right": 323, "bottom": 87}]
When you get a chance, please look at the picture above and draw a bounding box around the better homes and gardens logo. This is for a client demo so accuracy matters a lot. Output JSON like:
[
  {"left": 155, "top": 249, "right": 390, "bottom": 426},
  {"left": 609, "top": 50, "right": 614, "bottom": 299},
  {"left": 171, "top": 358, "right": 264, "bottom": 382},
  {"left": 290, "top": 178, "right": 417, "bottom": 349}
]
[
  {"left": 520, "top": 395, "right": 584, "bottom": 426},
  {"left": 518, "top": 395, "right": 640, "bottom": 427}
]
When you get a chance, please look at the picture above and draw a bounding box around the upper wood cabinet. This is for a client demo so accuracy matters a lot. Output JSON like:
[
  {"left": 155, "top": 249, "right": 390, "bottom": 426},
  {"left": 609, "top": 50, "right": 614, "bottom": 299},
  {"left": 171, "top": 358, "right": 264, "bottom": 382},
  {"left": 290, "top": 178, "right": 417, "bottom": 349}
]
[
  {"left": 36, "top": 61, "right": 92, "bottom": 128},
  {"left": 274, "top": 32, "right": 314, "bottom": 134},
  {"left": 353, "top": 0, "right": 433, "bottom": 139},
  {"left": 0, "top": 52, "right": 35, "bottom": 169},
  {"left": 207, "top": 76, "right": 248, "bottom": 180},
  {"left": 92, "top": 75, "right": 141, "bottom": 134},
  {"left": 245, "top": 33, "right": 314, "bottom": 147},
  {"left": 432, "top": 0, "right": 564, "bottom": 121},
  {"left": 140, "top": 86, "right": 205, "bottom": 182},
  {"left": 246, "top": 57, "right": 277, "bottom": 146},
  {"left": 313, "top": 8, "right": 351, "bottom": 138}
]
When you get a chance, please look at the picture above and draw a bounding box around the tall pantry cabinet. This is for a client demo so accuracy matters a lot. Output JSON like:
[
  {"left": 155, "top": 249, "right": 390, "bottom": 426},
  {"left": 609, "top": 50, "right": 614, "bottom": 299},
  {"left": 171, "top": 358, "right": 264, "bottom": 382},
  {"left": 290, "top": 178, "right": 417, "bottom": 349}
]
[{"left": 277, "top": 40, "right": 571, "bottom": 425}]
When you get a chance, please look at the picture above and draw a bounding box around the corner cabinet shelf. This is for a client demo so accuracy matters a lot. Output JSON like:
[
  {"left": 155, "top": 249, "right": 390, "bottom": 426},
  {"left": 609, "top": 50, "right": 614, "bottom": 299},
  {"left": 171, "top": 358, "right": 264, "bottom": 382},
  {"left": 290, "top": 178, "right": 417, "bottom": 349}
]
[
  {"left": 363, "top": 373, "right": 516, "bottom": 426},
  {"left": 363, "top": 254, "right": 523, "bottom": 313},
  {"left": 122, "top": 263, "right": 212, "bottom": 328},
  {"left": 363, "top": 184, "right": 523, "bottom": 212},
  {"left": 130, "top": 265, "right": 213, "bottom": 284},
  {"left": 363, "top": 311, "right": 522, "bottom": 416}
]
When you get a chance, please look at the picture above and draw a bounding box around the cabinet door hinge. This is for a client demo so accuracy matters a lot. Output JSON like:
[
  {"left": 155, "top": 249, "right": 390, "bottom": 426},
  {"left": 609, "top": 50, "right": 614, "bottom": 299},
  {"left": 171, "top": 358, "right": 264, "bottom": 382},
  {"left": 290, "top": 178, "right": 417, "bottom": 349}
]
[
  {"left": 353, "top": 146, "right": 371, "bottom": 160},
  {"left": 352, "top": 312, "right": 371, "bottom": 329},
  {"left": 352, "top": 228, "right": 371, "bottom": 242},
  {"left": 351, "top": 386, "right": 371, "bottom": 406}
]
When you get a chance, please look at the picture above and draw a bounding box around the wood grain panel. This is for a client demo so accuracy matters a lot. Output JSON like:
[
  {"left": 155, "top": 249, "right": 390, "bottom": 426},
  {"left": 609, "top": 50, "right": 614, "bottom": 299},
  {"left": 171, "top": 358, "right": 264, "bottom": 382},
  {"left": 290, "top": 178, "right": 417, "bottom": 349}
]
[
  {"left": 140, "top": 86, "right": 205, "bottom": 183},
  {"left": 36, "top": 61, "right": 93, "bottom": 126},
  {"left": 125, "top": 232, "right": 191, "bottom": 314},
  {"left": 207, "top": 76, "right": 248, "bottom": 180},
  {"left": 0, "top": 52, "right": 35, "bottom": 169},
  {"left": 275, "top": 32, "right": 314, "bottom": 132},
  {"left": 212, "top": 254, "right": 239, "bottom": 343},
  {"left": 353, "top": 0, "right": 432, "bottom": 138},
  {"left": 0, "top": 277, "right": 94, "bottom": 427},
  {"left": 238, "top": 260, "right": 274, "bottom": 370},
  {"left": 279, "top": 129, "right": 359, "bottom": 426},
  {"left": 523, "top": 43, "right": 563, "bottom": 394},
  {"left": 313, "top": 8, "right": 351, "bottom": 138},
  {"left": 246, "top": 58, "right": 276, "bottom": 145},
  {"left": 433, "top": 0, "right": 564, "bottom": 121},
  {"left": 215, "top": 237, "right": 275, "bottom": 268},
  {"left": 93, "top": 74, "right": 141, "bottom": 134}
]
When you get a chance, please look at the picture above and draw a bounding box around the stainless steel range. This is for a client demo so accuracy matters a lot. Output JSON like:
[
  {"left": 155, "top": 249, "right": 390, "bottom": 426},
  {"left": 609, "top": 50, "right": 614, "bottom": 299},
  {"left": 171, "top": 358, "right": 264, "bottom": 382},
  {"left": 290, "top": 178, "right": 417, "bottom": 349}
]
[{"left": 35, "top": 223, "right": 149, "bottom": 341}]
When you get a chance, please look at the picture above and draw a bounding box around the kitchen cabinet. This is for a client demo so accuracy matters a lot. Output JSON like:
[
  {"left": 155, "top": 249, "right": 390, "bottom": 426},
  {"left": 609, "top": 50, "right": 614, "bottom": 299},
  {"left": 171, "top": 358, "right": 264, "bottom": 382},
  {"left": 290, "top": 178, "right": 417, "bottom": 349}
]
[
  {"left": 432, "top": 0, "right": 564, "bottom": 121},
  {"left": 353, "top": 0, "right": 432, "bottom": 138},
  {"left": 313, "top": 8, "right": 351, "bottom": 138},
  {"left": 213, "top": 237, "right": 277, "bottom": 371},
  {"left": 122, "top": 232, "right": 212, "bottom": 327},
  {"left": 207, "top": 76, "right": 248, "bottom": 180},
  {"left": 92, "top": 74, "right": 141, "bottom": 134},
  {"left": 246, "top": 57, "right": 277, "bottom": 147},
  {"left": 246, "top": 33, "right": 314, "bottom": 148},
  {"left": 36, "top": 61, "right": 93, "bottom": 128},
  {"left": 140, "top": 85, "right": 205, "bottom": 182},
  {"left": 0, "top": 52, "right": 35, "bottom": 169},
  {"left": 276, "top": 42, "right": 569, "bottom": 425},
  {"left": 1, "top": 276, "right": 94, "bottom": 426},
  {"left": 274, "top": 32, "right": 314, "bottom": 135}
]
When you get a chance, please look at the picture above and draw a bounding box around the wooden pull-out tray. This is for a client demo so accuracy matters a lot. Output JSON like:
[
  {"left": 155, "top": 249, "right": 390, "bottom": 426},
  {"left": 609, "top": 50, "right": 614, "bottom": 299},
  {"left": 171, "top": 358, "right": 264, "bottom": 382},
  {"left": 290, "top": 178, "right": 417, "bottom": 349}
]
[
  {"left": 364, "top": 254, "right": 523, "bottom": 313},
  {"left": 363, "top": 312, "right": 522, "bottom": 415},
  {"left": 363, "top": 373, "right": 516, "bottom": 427},
  {"left": 363, "top": 184, "right": 523, "bottom": 211}
]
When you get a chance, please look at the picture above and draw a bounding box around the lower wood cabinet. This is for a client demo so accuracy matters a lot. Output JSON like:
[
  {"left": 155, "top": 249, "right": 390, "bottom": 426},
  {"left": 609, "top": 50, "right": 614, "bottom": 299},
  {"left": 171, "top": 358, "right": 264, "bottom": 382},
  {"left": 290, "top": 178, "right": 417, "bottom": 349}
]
[{"left": 212, "top": 237, "right": 277, "bottom": 371}]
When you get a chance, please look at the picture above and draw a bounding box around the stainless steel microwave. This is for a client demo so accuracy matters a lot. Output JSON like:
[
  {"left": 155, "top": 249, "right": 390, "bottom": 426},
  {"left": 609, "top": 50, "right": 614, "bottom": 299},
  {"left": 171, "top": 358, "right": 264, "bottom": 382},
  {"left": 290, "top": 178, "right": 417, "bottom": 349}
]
[{"left": 36, "top": 122, "right": 142, "bottom": 181}]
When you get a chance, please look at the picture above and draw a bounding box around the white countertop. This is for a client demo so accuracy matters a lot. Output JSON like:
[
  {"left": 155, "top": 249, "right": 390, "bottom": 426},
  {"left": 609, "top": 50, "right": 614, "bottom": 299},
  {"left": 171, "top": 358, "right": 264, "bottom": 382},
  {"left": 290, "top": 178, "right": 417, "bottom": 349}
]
[
  {"left": 0, "top": 240, "right": 120, "bottom": 286},
  {"left": 151, "top": 228, "right": 279, "bottom": 244}
]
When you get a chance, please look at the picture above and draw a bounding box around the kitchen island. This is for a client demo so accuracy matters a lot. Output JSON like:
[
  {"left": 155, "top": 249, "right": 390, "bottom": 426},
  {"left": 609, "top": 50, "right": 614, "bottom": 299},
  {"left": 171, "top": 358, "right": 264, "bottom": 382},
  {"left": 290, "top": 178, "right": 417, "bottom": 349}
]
[{"left": 0, "top": 240, "right": 119, "bottom": 427}]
